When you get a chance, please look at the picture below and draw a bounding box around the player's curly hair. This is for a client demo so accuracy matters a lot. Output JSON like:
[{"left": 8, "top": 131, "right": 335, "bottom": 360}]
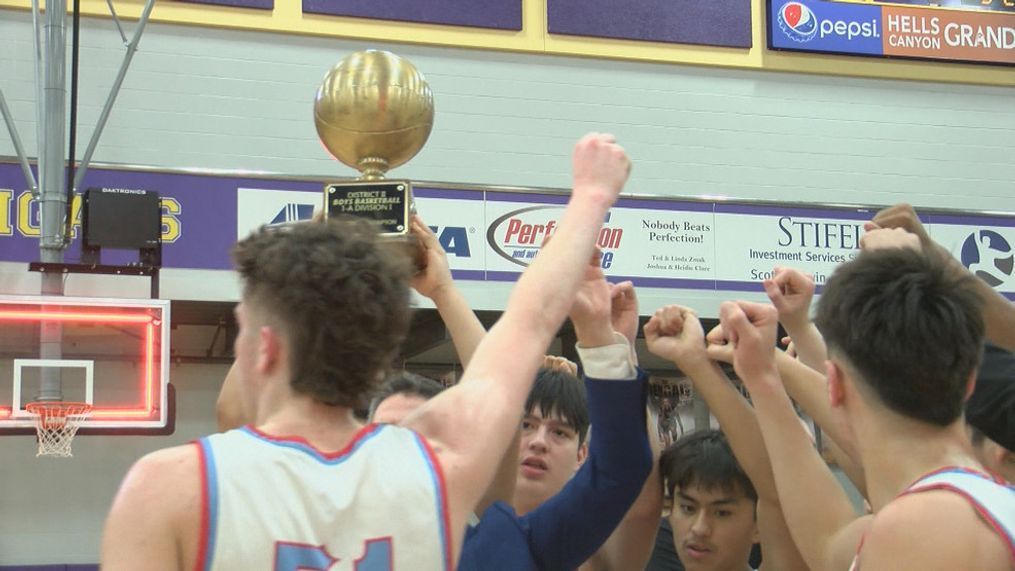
[{"left": 233, "top": 216, "right": 412, "bottom": 407}]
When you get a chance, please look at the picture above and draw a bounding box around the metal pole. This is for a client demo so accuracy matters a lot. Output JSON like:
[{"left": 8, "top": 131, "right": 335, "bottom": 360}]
[
  {"left": 0, "top": 90, "right": 37, "bottom": 192},
  {"left": 38, "top": 0, "right": 69, "bottom": 402},
  {"left": 73, "top": 0, "right": 156, "bottom": 190}
]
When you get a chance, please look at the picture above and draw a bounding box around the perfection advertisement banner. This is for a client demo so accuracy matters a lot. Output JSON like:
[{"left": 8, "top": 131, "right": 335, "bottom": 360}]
[
  {"left": 1, "top": 162, "right": 1012, "bottom": 299},
  {"left": 769, "top": 0, "right": 1015, "bottom": 65}
]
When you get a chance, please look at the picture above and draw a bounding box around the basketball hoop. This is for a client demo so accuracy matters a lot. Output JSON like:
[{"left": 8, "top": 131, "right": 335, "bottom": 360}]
[{"left": 25, "top": 402, "right": 92, "bottom": 458}]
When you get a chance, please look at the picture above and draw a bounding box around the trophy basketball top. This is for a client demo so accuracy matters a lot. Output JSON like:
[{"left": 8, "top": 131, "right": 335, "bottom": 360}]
[{"left": 314, "top": 50, "right": 435, "bottom": 180}]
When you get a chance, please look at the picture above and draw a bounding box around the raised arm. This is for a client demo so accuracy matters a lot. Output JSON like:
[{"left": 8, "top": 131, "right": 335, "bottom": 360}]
[
  {"left": 410, "top": 214, "right": 486, "bottom": 367},
  {"left": 872, "top": 203, "right": 1015, "bottom": 352},
  {"left": 580, "top": 281, "right": 662, "bottom": 571},
  {"left": 762, "top": 267, "right": 827, "bottom": 372},
  {"left": 523, "top": 265, "right": 651, "bottom": 570},
  {"left": 645, "top": 305, "right": 807, "bottom": 571},
  {"left": 711, "top": 301, "right": 867, "bottom": 571},
  {"left": 405, "top": 133, "right": 630, "bottom": 560}
]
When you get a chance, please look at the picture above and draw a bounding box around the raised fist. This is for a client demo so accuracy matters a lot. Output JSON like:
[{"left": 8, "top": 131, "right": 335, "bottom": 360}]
[
  {"left": 571, "top": 133, "right": 631, "bottom": 208},
  {"left": 762, "top": 267, "right": 815, "bottom": 331},
  {"left": 644, "top": 305, "right": 709, "bottom": 372}
]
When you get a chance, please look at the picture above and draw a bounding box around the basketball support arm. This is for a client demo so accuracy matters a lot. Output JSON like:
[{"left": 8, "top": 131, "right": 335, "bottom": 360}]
[
  {"left": 70, "top": 0, "right": 157, "bottom": 199},
  {"left": 0, "top": 90, "right": 37, "bottom": 193}
]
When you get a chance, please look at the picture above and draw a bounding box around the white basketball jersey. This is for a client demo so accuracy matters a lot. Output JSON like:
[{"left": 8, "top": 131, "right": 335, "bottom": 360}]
[
  {"left": 849, "top": 467, "right": 1015, "bottom": 570},
  {"left": 194, "top": 423, "right": 451, "bottom": 571}
]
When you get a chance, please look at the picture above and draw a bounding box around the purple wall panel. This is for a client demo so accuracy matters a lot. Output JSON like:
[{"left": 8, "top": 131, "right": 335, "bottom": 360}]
[
  {"left": 303, "top": 0, "right": 523, "bottom": 30},
  {"left": 548, "top": 0, "right": 752, "bottom": 48},
  {"left": 178, "top": 0, "right": 273, "bottom": 9}
]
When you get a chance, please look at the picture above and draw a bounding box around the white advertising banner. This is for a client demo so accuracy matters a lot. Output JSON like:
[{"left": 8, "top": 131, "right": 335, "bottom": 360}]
[
  {"left": 414, "top": 187, "right": 487, "bottom": 277},
  {"left": 482, "top": 193, "right": 717, "bottom": 288},
  {"left": 713, "top": 204, "right": 875, "bottom": 291},
  {"left": 235, "top": 185, "right": 1015, "bottom": 302},
  {"left": 929, "top": 214, "right": 1015, "bottom": 300}
]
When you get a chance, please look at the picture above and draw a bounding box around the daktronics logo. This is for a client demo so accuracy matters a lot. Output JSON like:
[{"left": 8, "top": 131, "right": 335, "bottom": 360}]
[
  {"left": 777, "top": 1, "right": 879, "bottom": 43},
  {"left": 778, "top": 2, "right": 818, "bottom": 42},
  {"left": 487, "top": 205, "right": 622, "bottom": 268}
]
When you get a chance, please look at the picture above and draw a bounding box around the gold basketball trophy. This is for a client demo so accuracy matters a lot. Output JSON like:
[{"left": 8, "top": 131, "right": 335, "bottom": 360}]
[{"left": 314, "top": 50, "right": 434, "bottom": 237}]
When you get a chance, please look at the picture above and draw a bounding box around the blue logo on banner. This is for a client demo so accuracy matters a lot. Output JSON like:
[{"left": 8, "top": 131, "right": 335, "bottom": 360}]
[
  {"left": 270, "top": 203, "right": 315, "bottom": 225},
  {"left": 961, "top": 230, "right": 1013, "bottom": 288},
  {"left": 770, "top": 0, "right": 884, "bottom": 56}
]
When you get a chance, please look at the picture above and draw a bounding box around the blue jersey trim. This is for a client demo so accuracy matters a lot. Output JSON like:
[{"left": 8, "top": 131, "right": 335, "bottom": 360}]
[
  {"left": 199, "top": 438, "right": 220, "bottom": 571},
  {"left": 414, "top": 433, "right": 452, "bottom": 571}
]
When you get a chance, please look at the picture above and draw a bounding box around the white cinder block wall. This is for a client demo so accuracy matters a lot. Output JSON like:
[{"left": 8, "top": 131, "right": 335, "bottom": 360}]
[
  {"left": 2, "top": 10, "right": 1013, "bottom": 211},
  {"left": 0, "top": 8, "right": 1012, "bottom": 565}
]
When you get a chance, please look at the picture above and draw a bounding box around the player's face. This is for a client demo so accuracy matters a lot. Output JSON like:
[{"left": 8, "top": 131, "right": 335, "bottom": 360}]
[
  {"left": 514, "top": 408, "right": 587, "bottom": 507},
  {"left": 669, "top": 484, "right": 757, "bottom": 571},
  {"left": 372, "top": 393, "right": 429, "bottom": 425}
]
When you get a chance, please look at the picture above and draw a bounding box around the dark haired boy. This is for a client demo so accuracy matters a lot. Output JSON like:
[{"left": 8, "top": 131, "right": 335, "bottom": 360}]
[{"left": 716, "top": 248, "right": 1014, "bottom": 571}]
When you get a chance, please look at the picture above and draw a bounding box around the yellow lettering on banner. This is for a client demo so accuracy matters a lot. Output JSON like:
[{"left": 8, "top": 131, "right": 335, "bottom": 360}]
[
  {"left": 0, "top": 189, "right": 13, "bottom": 236},
  {"left": 161, "top": 197, "right": 181, "bottom": 243},
  {"left": 70, "top": 194, "right": 83, "bottom": 239},
  {"left": 17, "top": 191, "right": 39, "bottom": 237}
]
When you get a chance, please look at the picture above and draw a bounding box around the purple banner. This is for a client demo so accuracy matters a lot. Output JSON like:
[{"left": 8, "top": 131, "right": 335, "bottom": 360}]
[
  {"left": 178, "top": 0, "right": 273, "bottom": 8},
  {"left": 548, "top": 0, "right": 752, "bottom": 48},
  {"left": 303, "top": 0, "right": 522, "bottom": 31},
  {"left": 0, "top": 163, "right": 320, "bottom": 270}
]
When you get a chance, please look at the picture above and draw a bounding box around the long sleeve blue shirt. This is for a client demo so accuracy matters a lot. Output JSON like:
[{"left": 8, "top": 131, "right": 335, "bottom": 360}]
[{"left": 457, "top": 370, "right": 652, "bottom": 571}]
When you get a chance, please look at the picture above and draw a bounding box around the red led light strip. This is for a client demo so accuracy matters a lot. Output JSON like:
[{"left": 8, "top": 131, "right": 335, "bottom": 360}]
[
  {"left": 0, "top": 308, "right": 161, "bottom": 422},
  {"left": 0, "top": 310, "right": 154, "bottom": 324}
]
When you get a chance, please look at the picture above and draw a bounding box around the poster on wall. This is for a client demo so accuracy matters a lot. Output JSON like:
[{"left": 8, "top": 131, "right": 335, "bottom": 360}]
[
  {"left": 302, "top": 0, "right": 523, "bottom": 31},
  {"left": 768, "top": 0, "right": 1015, "bottom": 65},
  {"left": 548, "top": 0, "right": 752, "bottom": 48}
]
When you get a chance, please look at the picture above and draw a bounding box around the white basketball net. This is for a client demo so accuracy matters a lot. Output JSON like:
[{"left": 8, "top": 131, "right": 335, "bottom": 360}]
[{"left": 26, "top": 402, "right": 92, "bottom": 458}]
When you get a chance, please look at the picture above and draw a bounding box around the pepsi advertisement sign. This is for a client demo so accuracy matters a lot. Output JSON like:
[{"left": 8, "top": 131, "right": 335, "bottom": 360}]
[
  {"left": 769, "top": 0, "right": 1015, "bottom": 64},
  {"left": 771, "top": 0, "right": 884, "bottom": 54}
]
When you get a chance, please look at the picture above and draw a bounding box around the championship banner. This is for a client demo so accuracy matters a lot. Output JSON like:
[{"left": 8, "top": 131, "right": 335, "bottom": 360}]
[
  {"left": 548, "top": 0, "right": 752, "bottom": 48},
  {"left": 2, "top": 161, "right": 1012, "bottom": 301},
  {"left": 302, "top": 0, "right": 522, "bottom": 31},
  {"left": 769, "top": 0, "right": 1015, "bottom": 65},
  {"left": 177, "top": 0, "right": 273, "bottom": 9}
]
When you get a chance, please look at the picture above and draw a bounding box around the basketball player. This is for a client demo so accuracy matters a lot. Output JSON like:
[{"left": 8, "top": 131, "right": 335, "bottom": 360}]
[
  {"left": 459, "top": 267, "right": 658, "bottom": 571},
  {"left": 376, "top": 215, "right": 659, "bottom": 570},
  {"left": 99, "top": 132, "right": 631, "bottom": 570},
  {"left": 711, "top": 248, "right": 1014, "bottom": 570},
  {"left": 644, "top": 304, "right": 807, "bottom": 571},
  {"left": 870, "top": 203, "right": 1015, "bottom": 352},
  {"left": 967, "top": 344, "right": 1015, "bottom": 484}
]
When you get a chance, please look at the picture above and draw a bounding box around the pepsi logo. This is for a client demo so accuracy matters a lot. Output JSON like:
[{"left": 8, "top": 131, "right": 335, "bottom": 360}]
[{"left": 778, "top": 1, "right": 819, "bottom": 42}]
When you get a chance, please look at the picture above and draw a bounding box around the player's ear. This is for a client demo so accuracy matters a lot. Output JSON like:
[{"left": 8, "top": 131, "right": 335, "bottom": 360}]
[
  {"left": 575, "top": 439, "right": 589, "bottom": 471},
  {"left": 258, "top": 325, "right": 283, "bottom": 374},
  {"left": 826, "top": 360, "right": 846, "bottom": 408}
]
